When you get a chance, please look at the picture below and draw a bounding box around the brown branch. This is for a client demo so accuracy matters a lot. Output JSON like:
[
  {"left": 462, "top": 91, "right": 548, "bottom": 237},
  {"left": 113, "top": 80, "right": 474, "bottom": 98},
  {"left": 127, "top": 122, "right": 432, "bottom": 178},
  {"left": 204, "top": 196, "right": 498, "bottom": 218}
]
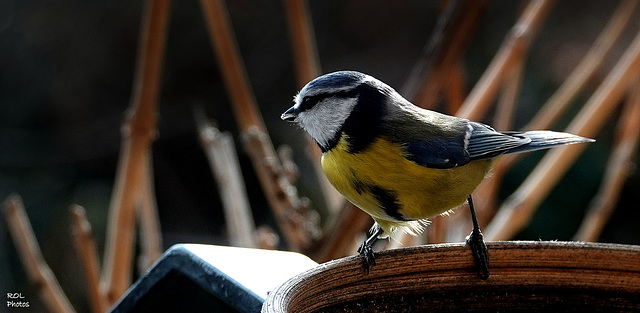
[
  {"left": 574, "top": 81, "right": 640, "bottom": 242},
  {"left": 196, "top": 113, "right": 258, "bottom": 248},
  {"left": 409, "top": 0, "right": 488, "bottom": 110},
  {"left": 479, "top": 0, "right": 637, "bottom": 186},
  {"left": 241, "top": 127, "right": 316, "bottom": 251},
  {"left": 70, "top": 205, "right": 108, "bottom": 313},
  {"left": 2, "top": 194, "right": 76, "bottom": 313},
  {"left": 426, "top": 215, "right": 447, "bottom": 244},
  {"left": 282, "top": 0, "right": 345, "bottom": 213},
  {"left": 525, "top": 0, "right": 638, "bottom": 131},
  {"left": 256, "top": 225, "right": 280, "bottom": 250},
  {"left": 444, "top": 62, "right": 468, "bottom": 114},
  {"left": 485, "top": 26, "right": 640, "bottom": 241},
  {"left": 199, "top": 0, "right": 265, "bottom": 132},
  {"left": 136, "top": 154, "right": 163, "bottom": 272},
  {"left": 101, "top": 0, "right": 170, "bottom": 304},
  {"left": 199, "top": 0, "right": 315, "bottom": 251},
  {"left": 401, "top": 0, "right": 460, "bottom": 99},
  {"left": 283, "top": 0, "right": 320, "bottom": 87},
  {"left": 456, "top": 0, "right": 555, "bottom": 120},
  {"left": 311, "top": 202, "right": 372, "bottom": 262}
]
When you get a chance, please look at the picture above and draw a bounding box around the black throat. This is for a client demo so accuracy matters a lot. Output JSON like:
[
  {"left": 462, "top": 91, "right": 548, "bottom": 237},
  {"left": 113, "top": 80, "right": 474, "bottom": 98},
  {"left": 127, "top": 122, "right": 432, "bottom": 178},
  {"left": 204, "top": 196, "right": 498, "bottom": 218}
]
[{"left": 318, "top": 83, "right": 387, "bottom": 154}]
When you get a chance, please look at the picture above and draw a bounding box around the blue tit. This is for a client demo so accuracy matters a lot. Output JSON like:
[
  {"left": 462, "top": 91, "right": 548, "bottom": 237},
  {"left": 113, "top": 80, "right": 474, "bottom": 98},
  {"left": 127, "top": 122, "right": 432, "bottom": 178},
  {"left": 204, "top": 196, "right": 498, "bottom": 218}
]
[{"left": 281, "top": 70, "right": 593, "bottom": 278}]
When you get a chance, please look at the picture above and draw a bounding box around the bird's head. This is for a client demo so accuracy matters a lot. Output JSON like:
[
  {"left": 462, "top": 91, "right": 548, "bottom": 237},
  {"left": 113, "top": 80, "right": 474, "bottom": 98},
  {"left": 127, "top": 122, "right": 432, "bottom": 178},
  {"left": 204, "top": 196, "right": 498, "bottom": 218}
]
[{"left": 281, "top": 71, "right": 397, "bottom": 151}]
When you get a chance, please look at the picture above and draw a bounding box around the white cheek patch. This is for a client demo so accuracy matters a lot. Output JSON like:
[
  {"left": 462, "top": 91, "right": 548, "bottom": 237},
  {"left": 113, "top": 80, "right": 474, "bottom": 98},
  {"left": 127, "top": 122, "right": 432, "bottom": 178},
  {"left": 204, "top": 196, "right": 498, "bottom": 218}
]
[{"left": 299, "top": 97, "right": 358, "bottom": 148}]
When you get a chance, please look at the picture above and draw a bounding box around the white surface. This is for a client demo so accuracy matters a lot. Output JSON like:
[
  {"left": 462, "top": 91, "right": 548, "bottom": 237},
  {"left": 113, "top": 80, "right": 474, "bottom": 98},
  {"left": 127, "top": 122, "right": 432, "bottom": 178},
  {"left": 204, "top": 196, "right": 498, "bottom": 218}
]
[{"left": 182, "top": 244, "right": 318, "bottom": 300}]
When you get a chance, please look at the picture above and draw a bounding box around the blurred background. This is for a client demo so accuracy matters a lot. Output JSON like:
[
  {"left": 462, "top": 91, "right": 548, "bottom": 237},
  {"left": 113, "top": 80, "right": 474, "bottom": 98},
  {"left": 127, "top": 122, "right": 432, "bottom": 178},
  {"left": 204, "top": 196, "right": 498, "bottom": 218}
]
[{"left": 1, "top": 0, "right": 639, "bottom": 312}]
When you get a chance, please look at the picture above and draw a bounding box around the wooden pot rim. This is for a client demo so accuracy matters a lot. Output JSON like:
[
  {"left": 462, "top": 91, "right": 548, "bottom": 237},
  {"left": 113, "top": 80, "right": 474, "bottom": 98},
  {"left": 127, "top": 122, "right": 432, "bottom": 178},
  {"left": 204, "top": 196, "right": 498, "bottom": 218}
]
[{"left": 263, "top": 241, "right": 640, "bottom": 312}]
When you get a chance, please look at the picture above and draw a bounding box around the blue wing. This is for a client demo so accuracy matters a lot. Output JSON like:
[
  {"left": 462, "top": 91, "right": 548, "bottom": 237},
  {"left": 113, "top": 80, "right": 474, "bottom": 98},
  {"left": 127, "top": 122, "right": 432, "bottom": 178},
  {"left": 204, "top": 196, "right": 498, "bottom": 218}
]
[
  {"left": 404, "top": 121, "right": 530, "bottom": 169},
  {"left": 383, "top": 103, "right": 592, "bottom": 169}
]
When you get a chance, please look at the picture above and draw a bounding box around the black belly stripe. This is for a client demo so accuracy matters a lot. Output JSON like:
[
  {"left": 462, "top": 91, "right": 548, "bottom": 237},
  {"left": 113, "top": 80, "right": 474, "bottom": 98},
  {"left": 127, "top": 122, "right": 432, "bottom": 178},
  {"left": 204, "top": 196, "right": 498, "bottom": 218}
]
[{"left": 369, "top": 185, "right": 407, "bottom": 222}]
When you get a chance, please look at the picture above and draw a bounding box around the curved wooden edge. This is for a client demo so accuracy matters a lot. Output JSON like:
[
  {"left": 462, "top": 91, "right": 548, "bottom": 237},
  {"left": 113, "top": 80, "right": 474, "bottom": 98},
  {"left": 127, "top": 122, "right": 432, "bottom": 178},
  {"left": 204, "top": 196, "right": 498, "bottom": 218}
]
[{"left": 263, "top": 241, "right": 640, "bottom": 313}]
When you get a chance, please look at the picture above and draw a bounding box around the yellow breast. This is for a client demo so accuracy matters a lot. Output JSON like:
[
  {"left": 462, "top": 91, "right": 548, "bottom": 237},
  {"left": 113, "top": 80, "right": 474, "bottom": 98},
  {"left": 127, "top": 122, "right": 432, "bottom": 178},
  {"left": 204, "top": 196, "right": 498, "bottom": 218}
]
[{"left": 321, "top": 136, "right": 497, "bottom": 226}]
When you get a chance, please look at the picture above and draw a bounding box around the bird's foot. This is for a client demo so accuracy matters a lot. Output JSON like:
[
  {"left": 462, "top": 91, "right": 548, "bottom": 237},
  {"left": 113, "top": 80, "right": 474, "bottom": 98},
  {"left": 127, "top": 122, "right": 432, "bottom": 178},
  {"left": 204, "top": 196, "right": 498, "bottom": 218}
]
[
  {"left": 466, "top": 227, "right": 490, "bottom": 280},
  {"left": 357, "top": 240, "right": 376, "bottom": 274}
]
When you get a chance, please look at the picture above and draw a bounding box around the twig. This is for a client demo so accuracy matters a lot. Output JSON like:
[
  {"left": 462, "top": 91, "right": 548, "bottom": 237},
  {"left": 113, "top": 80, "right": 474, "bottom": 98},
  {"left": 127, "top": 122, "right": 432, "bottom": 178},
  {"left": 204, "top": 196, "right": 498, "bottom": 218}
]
[
  {"left": 198, "top": 0, "right": 265, "bottom": 131},
  {"left": 283, "top": 0, "right": 320, "bottom": 87},
  {"left": 312, "top": 202, "right": 372, "bottom": 262},
  {"left": 494, "top": 60, "right": 524, "bottom": 131},
  {"left": 2, "top": 194, "right": 76, "bottom": 313},
  {"left": 283, "top": 0, "right": 345, "bottom": 213},
  {"left": 485, "top": 26, "right": 640, "bottom": 241},
  {"left": 401, "top": 0, "right": 465, "bottom": 102},
  {"left": 574, "top": 81, "right": 640, "bottom": 242},
  {"left": 404, "top": 0, "right": 488, "bottom": 109},
  {"left": 524, "top": 0, "right": 638, "bottom": 131},
  {"left": 483, "top": 0, "right": 637, "bottom": 181},
  {"left": 101, "top": 0, "right": 170, "bottom": 303},
  {"left": 256, "top": 225, "right": 280, "bottom": 250},
  {"left": 426, "top": 215, "right": 447, "bottom": 244},
  {"left": 136, "top": 153, "right": 163, "bottom": 272},
  {"left": 241, "top": 128, "right": 316, "bottom": 251},
  {"left": 456, "top": 0, "right": 555, "bottom": 120},
  {"left": 199, "top": 0, "right": 315, "bottom": 251},
  {"left": 196, "top": 112, "right": 258, "bottom": 248},
  {"left": 70, "top": 205, "right": 108, "bottom": 313},
  {"left": 443, "top": 62, "right": 467, "bottom": 114}
]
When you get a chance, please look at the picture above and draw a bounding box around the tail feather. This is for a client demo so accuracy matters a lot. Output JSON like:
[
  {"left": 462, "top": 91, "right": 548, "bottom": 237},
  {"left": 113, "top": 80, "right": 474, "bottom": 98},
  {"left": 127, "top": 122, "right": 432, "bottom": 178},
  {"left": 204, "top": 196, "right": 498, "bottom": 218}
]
[{"left": 504, "top": 131, "right": 594, "bottom": 155}]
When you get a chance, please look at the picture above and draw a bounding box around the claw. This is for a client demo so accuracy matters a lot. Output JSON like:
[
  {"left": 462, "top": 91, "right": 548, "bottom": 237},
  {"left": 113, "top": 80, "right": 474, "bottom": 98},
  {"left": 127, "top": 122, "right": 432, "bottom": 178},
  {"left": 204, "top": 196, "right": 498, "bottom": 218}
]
[
  {"left": 357, "top": 225, "right": 384, "bottom": 274},
  {"left": 466, "top": 228, "right": 490, "bottom": 280},
  {"left": 357, "top": 241, "right": 376, "bottom": 274},
  {"left": 466, "top": 195, "right": 490, "bottom": 280}
]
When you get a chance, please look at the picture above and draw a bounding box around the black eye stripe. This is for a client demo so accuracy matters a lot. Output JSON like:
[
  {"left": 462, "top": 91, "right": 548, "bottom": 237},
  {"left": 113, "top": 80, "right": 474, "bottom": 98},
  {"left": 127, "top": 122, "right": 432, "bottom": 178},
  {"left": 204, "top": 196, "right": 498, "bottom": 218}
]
[{"left": 299, "top": 87, "right": 360, "bottom": 112}]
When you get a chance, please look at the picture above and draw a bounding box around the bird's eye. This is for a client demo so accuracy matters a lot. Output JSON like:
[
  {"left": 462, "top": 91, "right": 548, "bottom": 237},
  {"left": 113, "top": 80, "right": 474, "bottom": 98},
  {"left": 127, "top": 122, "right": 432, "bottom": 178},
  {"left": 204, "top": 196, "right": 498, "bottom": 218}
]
[{"left": 300, "top": 96, "right": 316, "bottom": 111}]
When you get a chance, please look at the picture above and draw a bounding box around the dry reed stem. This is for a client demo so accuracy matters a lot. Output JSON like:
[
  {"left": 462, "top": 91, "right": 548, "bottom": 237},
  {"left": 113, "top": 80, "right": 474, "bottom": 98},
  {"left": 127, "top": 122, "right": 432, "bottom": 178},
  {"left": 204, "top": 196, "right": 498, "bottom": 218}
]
[
  {"left": 312, "top": 202, "right": 372, "bottom": 262},
  {"left": 574, "top": 82, "right": 640, "bottom": 242},
  {"left": 199, "top": 0, "right": 265, "bottom": 131},
  {"left": 468, "top": 0, "right": 635, "bottom": 239},
  {"left": 404, "top": 0, "right": 487, "bottom": 109},
  {"left": 485, "top": 26, "right": 640, "bottom": 241},
  {"left": 196, "top": 115, "right": 258, "bottom": 248},
  {"left": 101, "top": 0, "right": 170, "bottom": 303},
  {"left": 456, "top": 0, "right": 555, "bottom": 121},
  {"left": 426, "top": 215, "right": 447, "bottom": 244},
  {"left": 419, "top": 2, "right": 487, "bottom": 110},
  {"left": 70, "top": 205, "right": 108, "bottom": 313},
  {"left": 525, "top": 0, "right": 638, "bottom": 131},
  {"left": 200, "top": 0, "right": 313, "bottom": 251},
  {"left": 278, "top": 145, "right": 300, "bottom": 185},
  {"left": 284, "top": 0, "right": 320, "bottom": 87},
  {"left": 242, "top": 128, "right": 314, "bottom": 251},
  {"left": 444, "top": 62, "right": 467, "bottom": 113},
  {"left": 494, "top": 61, "right": 524, "bottom": 131},
  {"left": 2, "top": 194, "right": 76, "bottom": 313},
  {"left": 136, "top": 154, "right": 163, "bottom": 271},
  {"left": 401, "top": 0, "right": 464, "bottom": 103},
  {"left": 485, "top": 0, "right": 637, "bottom": 181},
  {"left": 283, "top": 0, "right": 344, "bottom": 213}
]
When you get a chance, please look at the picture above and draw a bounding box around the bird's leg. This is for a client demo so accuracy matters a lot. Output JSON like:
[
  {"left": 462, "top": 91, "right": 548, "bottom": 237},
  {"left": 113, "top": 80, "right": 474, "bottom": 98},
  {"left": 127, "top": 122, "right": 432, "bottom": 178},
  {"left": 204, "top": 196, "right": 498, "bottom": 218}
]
[
  {"left": 465, "top": 195, "right": 490, "bottom": 279},
  {"left": 357, "top": 225, "right": 384, "bottom": 274}
]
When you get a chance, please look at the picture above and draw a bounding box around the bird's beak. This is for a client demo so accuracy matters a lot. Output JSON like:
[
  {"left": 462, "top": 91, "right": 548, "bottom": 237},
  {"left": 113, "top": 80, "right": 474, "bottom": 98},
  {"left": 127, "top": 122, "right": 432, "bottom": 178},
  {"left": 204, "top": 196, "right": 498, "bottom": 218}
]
[{"left": 281, "top": 106, "right": 299, "bottom": 122}]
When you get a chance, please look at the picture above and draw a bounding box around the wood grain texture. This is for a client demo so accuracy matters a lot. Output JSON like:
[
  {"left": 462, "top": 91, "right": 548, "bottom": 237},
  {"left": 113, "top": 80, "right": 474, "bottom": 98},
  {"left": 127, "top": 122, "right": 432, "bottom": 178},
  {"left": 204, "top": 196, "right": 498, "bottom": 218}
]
[{"left": 263, "top": 241, "right": 640, "bottom": 312}]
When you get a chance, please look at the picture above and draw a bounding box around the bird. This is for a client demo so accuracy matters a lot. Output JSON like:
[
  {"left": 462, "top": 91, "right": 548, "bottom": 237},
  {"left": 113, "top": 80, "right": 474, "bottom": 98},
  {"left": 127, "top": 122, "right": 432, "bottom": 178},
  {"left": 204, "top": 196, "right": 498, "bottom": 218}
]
[{"left": 281, "top": 70, "right": 593, "bottom": 278}]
